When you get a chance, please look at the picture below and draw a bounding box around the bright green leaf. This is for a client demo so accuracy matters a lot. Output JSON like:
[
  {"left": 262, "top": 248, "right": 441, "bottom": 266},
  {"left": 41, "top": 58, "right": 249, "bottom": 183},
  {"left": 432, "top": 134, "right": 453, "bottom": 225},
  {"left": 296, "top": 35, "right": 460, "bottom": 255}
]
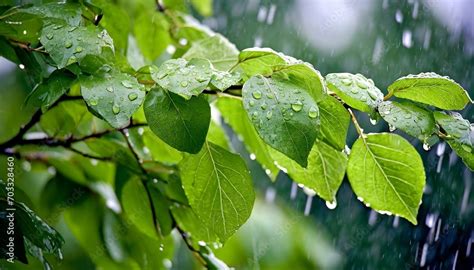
[
  {"left": 317, "top": 95, "right": 350, "bottom": 151},
  {"left": 191, "top": 0, "right": 213, "bottom": 16},
  {"left": 347, "top": 133, "right": 425, "bottom": 224},
  {"left": 180, "top": 142, "right": 255, "bottom": 241},
  {"left": 133, "top": 11, "right": 170, "bottom": 61},
  {"left": 238, "top": 47, "right": 299, "bottom": 77},
  {"left": 270, "top": 141, "right": 348, "bottom": 203},
  {"left": 378, "top": 101, "right": 436, "bottom": 140},
  {"left": 388, "top": 72, "right": 472, "bottom": 110},
  {"left": 276, "top": 63, "right": 326, "bottom": 102}
]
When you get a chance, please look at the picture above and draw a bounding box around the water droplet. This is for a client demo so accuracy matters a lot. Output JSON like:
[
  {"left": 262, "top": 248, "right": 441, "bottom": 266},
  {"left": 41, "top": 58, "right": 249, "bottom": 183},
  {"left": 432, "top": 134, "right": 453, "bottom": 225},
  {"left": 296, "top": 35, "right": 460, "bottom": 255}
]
[
  {"left": 389, "top": 124, "right": 396, "bottom": 132},
  {"left": 356, "top": 80, "right": 368, "bottom": 89},
  {"left": 404, "top": 114, "right": 411, "bottom": 119},
  {"left": 106, "top": 86, "right": 114, "bottom": 93},
  {"left": 75, "top": 46, "right": 83, "bottom": 53},
  {"left": 291, "top": 101, "right": 303, "bottom": 112},
  {"left": 252, "top": 91, "right": 262, "bottom": 99},
  {"left": 423, "top": 143, "right": 431, "bottom": 151},
  {"left": 18, "top": 64, "right": 25, "bottom": 70},
  {"left": 252, "top": 111, "right": 258, "bottom": 119},
  {"left": 260, "top": 103, "right": 267, "bottom": 110},
  {"left": 257, "top": 80, "right": 264, "bottom": 86},
  {"left": 369, "top": 118, "right": 377, "bottom": 125},
  {"left": 128, "top": 93, "right": 138, "bottom": 101},
  {"left": 90, "top": 99, "right": 98, "bottom": 106},
  {"left": 249, "top": 153, "right": 256, "bottom": 160},
  {"left": 180, "top": 81, "right": 189, "bottom": 87},
  {"left": 249, "top": 100, "right": 255, "bottom": 107},
  {"left": 308, "top": 107, "right": 319, "bottom": 118},
  {"left": 266, "top": 110, "right": 272, "bottom": 119},
  {"left": 341, "top": 78, "right": 352, "bottom": 86},
  {"left": 122, "top": 80, "right": 133, "bottom": 88},
  {"left": 66, "top": 56, "right": 77, "bottom": 65},
  {"left": 368, "top": 90, "right": 379, "bottom": 100},
  {"left": 395, "top": 9, "right": 403, "bottom": 23},
  {"left": 46, "top": 33, "right": 54, "bottom": 40},
  {"left": 65, "top": 40, "right": 73, "bottom": 48},
  {"left": 68, "top": 26, "right": 77, "bottom": 32},
  {"left": 112, "top": 104, "right": 120, "bottom": 114},
  {"left": 350, "top": 88, "right": 359, "bottom": 94},
  {"left": 326, "top": 200, "right": 337, "bottom": 210}
]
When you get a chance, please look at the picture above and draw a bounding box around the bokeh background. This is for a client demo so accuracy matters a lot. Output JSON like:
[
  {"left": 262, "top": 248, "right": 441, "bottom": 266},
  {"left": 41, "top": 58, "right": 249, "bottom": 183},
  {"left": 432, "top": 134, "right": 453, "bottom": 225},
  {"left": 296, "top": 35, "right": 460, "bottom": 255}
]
[{"left": 1, "top": 0, "right": 473, "bottom": 269}]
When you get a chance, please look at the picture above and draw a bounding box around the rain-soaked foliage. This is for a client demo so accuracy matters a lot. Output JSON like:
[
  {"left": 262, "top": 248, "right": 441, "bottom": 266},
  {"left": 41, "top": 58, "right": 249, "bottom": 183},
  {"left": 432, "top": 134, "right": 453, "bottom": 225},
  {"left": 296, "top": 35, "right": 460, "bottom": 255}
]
[{"left": 0, "top": 0, "right": 473, "bottom": 269}]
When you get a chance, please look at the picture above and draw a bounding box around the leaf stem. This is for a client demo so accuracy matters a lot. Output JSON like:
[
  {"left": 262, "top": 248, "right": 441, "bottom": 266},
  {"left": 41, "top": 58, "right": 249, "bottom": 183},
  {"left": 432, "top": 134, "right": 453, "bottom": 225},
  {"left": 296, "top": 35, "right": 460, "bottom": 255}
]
[
  {"left": 383, "top": 91, "right": 393, "bottom": 101},
  {"left": 347, "top": 108, "right": 365, "bottom": 138}
]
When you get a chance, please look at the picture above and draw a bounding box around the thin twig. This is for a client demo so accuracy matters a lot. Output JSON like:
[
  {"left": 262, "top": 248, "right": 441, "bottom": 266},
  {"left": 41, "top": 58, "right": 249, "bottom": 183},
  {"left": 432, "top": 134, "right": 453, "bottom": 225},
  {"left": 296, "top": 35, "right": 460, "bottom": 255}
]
[{"left": 347, "top": 108, "right": 365, "bottom": 138}]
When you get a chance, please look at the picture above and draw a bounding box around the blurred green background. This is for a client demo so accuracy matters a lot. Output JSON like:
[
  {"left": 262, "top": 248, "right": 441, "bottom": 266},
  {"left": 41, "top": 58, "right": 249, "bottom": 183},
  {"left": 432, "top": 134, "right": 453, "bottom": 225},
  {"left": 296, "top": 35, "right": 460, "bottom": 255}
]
[{"left": 1, "top": 0, "right": 473, "bottom": 269}]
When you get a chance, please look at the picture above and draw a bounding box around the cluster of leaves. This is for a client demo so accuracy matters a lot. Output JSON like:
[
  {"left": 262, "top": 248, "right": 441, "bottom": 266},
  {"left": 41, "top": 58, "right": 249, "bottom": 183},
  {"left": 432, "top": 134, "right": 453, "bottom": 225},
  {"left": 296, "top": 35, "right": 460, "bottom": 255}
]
[{"left": 0, "top": 0, "right": 473, "bottom": 269}]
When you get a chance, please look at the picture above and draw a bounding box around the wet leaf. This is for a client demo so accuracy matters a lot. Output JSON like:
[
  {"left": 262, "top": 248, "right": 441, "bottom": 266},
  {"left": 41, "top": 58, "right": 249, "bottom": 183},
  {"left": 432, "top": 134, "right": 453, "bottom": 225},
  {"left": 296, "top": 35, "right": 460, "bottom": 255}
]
[
  {"left": 238, "top": 47, "right": 299, "bottom": 77},
  {"left": 388, "top": 72, "right": 472, "bottom": 110},
  {"left": 326, "top": 73, "right": 383, "bottom": 114},
  {"left": 242, "top": 74, "right": 320, "bottom": 167},
  {"left": 317, "top": 95, "right": 350, "bottom": 151},
  {"left": 347, "top": 133, "right": 425, "bottom": 224},
  {"left": 210, "top": 70, "right": 241, "bottom": 91}
]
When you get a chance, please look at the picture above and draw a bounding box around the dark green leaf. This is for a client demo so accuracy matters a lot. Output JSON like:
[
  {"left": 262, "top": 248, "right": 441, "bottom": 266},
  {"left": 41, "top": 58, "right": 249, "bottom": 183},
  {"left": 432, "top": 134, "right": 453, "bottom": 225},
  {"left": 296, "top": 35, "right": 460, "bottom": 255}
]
[
  {"left": 347, "top": 133, "right": 425, "bottom": 224},
  {"left": 388, "top": 72, "right": 472, "bottom": 110},
  {"left": 242, "top": 74, "right": 320, "bottom": 167},
  {"left": 144, "top": 87, "right": 211, "bottom": 154},
  {"left": 180, "top": 142, "right": 255, "bottom": 241}
]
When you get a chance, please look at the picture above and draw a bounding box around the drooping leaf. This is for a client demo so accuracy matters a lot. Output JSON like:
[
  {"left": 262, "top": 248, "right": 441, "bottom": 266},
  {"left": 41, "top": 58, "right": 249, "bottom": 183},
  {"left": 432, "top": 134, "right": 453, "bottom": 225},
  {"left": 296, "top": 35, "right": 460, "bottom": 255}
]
[
  {"left": 144, "top": 87, "right": 211, "bottom": 154},
  {"left": 40, "top": 23, "right": 115, "bottom": 69},
  {"left": 270, "top": 141, "right": 348, "bottom": 203},
  {"left": 180, "top": 142, "right": 255, "bottom": 241},
  {"left": 152, "top": 58, "right": 213, "bottom": 99},
  {"left": 242, "top": 74, "right": 320, "bottom": 167},
  {"left": 378, "top": 101, "right": 436, "bottom": 140},
  {"left": 388, "top": 72, "right": 472, "bottom": 110},
  {"left": 326, "top": 73, "right": 383, "bottom": 114},
  {"left": 347, "top": 133, "right": 425, "bottom": 224},
  {"left": 25, "top": 70, "right": 75, "bottom": 112},
  {"left": 80, "top": 69, "right": 146, "bottom": 129},
  {"left": 434, "top": 111, "right": 474, "bottom": 170},
  {"left": 183, "top": 34, "right": 239, "bottom": 71},
  {"left": 216, "top": 97, "right": 279, "bottom": 179},
  {"left": 317, "top": 95, "right": 350, "bottom": 151},
  {"left": 133, "top": 11, "right": 170, "bottom": 61}
]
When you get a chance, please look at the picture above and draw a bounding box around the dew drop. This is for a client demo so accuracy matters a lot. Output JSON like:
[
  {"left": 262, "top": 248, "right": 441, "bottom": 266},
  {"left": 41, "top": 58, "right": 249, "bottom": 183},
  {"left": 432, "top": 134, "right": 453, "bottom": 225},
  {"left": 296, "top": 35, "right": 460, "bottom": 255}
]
[
  {"left": 46, "top": 33, "right": 54, "bottom": 40},
  {"left": 356, "top": 80, "right": 368, "bottom": 89},
  {"left": 266, "top": 110, "right": 272, "bottom": 119},
  {"left": 252, "top": 91, "right": 262, "bottom": 99},
  {"left": 260, "top": 103, "right": 267, "bottom": 110},
  {"left": 249, "top": 153, "right": 256, "bottom": 160},
  {"left": 423, "top": 143, "right": 431, "bottom": 151},
  {"left": 308, "top": 107, "right": 319, "bottom": 118},
  {"left": 106, "top": 86, "right": 114, "bottom": 93},
  {"left": 326, "top": 200, "right": 337, "bottom": 210},
  {"left": 249, "top": 100, "right": 255, "bottom": 107},
  {"left": 112, "top": 104, "right": 120, "bottom": 114},
  {"left": 128, "top": 93, "right": 138, "bottom": 101},
  {"left": 291, "top": 101, "right": 303, "bottom": 112},
  {"left": 369, "top": 118, "right": 377, "bottom": 125},
  {"left": 74, "top": 46, "right": 83, "bottom": 53},
  {"left": 66, "top": 56, "right": 77, "bottom": 66},
  {"left": 368, "top": 90, "right": 379, "bottom": 100},
  {"left": 350, "top": 88, "right": 359, "bottom": 94},
  {"left": 252, "top": 111, "right": 258, "bottom": 119},
  {"left": 89, "top": 99, "right": 98, "bottom": 106},
  {"left": 266, "top": 93, "right": 274, "bottom": 99},
  {"left": 122, "top": 80, "right": 133, "bottom": 88},
  {"left": 389, "top": 124, "right": 396, "bottom": 132},
  {"left": 341, "top": 78, "right": 352, "bottom": 86},
  {"left": 65, "top": 40, "right": 73, "bottom": 48}
]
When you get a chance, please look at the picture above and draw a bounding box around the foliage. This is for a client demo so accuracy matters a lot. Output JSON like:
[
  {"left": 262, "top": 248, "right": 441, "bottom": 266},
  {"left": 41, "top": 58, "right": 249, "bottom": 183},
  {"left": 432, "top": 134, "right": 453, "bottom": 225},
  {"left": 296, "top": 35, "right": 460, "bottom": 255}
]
[{"left": 0, "top": 0, "right": 472, "bottom": 269}]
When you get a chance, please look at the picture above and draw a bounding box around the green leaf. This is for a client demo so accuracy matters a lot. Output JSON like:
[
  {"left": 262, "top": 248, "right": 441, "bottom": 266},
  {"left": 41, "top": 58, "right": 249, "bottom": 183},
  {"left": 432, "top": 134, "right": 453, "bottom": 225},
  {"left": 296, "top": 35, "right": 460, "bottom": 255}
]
[
  {"left": 378, "top": 101, "right": 436, "bottom": 140},
  {"left": 183, "top": 34, "right": 239, "bottom": 71},
  {"left": 242, "top": 74, "right": 320, "bottom": 167},
  {"left": 25, "top": 70, "right": 75, "bottom": 112},
  {"left": 146, "top": 184, "right": 173, "bottom": 237},
  {"left": 142, "top": 128, "right": 183, "bottom": 165},
  {"left": 270, "top": 141, "right": 348, "bottom": 203},
  {"left": 133, "top": 11, "right": 170, "bottom": 61},
  {"left": 210, "top": 70, "right": 241, "bottom": 91},
  {"left": 40, "top": 23, "right": 115, "bottom": 69},
  {"left": 388, "top": 72, "right": 472, "bottom": 110},
  {"left": 347, "top": 133, "right": 425, "bottom": 224},
  {"left": 152, "top": 58, "right": 213, "bottom": 99},
  {"left": 80, "top": 70, "right": 146, "bottom": 129},
  {"left": 170, "top": 204, "right": 218, "bottom": 249},
  {"left": 144, "top": 87, "right": 211, "bottom": 154},
  {"left": 21, "top": 2, "right": 83, "bottom": 26},
  {"left": 434, "top": 111, "right": 473, "bottom": 170},
  {"left": 216, "top": 97, "right": 279, "bottom": 179},
  {"left": 180, "top": 142, "right": 255, "bottom": 241},
  {"left": 207, "top": 121, "right": 230, "bottom": 150},
  {"left": 238, "top": 47, "right": 299, "bottom": 77},
  {"left": 317, "top": 95, "right": 350, "bottom": 151},
  {"left": 0, "top": 12, "right": 43, "bottom": 44},
  {"left": 93, "top": 0, "right": 130, "bottom": 53},
  {"left": 326, "top": 73, "right": 383, "bottom": 114},
  {"left": 276, "top": 63, "right": 326, "bottom": 102},
  {"left": 120, "top": 176, "right": 158, "bottom": 239}
]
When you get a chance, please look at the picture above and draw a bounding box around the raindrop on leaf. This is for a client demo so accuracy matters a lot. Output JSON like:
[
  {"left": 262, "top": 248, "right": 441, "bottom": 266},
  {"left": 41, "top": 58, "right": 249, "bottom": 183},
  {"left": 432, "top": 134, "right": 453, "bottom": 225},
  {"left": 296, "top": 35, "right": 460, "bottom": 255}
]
[
  {"left": 291, "top": 101, "right": 303, "bottom": 112},
  {"left": 308, "top": 107, "right": 319, "bottom": 118},
  {"left": 128, "top": 93, "right": 138, "bottom": 101},
  {"left": 252, "top": 91, "right": 262, "bottom": 99},
  {"left": 112, "top": 104, "right": 120, "bottom": 114}
]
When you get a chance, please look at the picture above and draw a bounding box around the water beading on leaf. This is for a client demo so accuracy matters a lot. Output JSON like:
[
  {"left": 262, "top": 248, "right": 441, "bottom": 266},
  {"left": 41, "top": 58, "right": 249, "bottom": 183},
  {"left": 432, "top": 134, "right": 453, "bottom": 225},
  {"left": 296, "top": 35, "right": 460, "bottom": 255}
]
[{"left": 388, "top": 72, "right": 472, "bottom": 110}]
